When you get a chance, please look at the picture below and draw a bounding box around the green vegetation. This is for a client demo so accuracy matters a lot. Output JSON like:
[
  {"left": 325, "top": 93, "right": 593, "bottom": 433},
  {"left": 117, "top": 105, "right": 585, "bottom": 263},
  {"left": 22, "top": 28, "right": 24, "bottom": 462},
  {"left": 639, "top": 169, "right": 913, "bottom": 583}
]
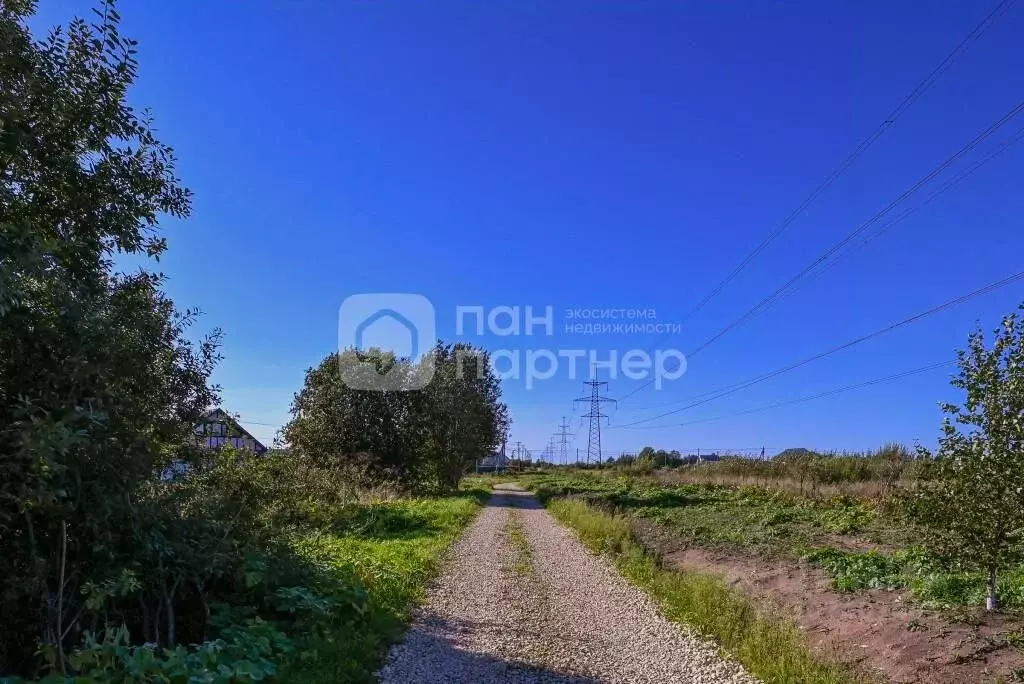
[
  {"left": 0, "top": 3, "right": 501, "bottom": 680},
  {"left": 525, "top": 470, "right": 1024, "bottom": 613},
  {"left": 803, "top": 547, "right": 1024, "bottom": 611},
  {"left": 285, "top": 494, "right": 484, "bottom": 683},
  {"left": 285, "top": 343, "right": 509, "bottom": 492},
  {"left": 622, "top": 443, "right": 917, "bottom": 500},
  {"left": 1, "top": 444, "right": 484, "bottom": 682},
  {"left": 614, "top": 442, "right": 916, "bottom": 490},
  {"left": 506, "top": 513, "right": 533, "bottom": 576},
  {"left": 907, "top": 307, "right": 1024, "bottom": 611},
  {"left": 548, "top": 498, "right": 867, "bottom": 684},
  {"left": 526, "top": 472, "right": 901, "bottom": 556}
]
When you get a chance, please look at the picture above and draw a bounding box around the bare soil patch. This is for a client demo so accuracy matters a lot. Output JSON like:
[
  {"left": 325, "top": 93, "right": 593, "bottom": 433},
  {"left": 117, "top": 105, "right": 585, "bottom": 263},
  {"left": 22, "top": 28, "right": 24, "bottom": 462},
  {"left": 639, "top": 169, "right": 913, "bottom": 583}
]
[{"left": 631, "top": 517, "right": 1024, "bottom": 684}]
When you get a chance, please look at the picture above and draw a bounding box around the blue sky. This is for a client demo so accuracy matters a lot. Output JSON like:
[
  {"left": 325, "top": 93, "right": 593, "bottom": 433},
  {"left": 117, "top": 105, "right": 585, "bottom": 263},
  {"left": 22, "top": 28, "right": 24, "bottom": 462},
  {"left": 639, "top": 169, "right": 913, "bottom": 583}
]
[{"left": 33, "top": 1, "right": 1024, "bottom": 455}]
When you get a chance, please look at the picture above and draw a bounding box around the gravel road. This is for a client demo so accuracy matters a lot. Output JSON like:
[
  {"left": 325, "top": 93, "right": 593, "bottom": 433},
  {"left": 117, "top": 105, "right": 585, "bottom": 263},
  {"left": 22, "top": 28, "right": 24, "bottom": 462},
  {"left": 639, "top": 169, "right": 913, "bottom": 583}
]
[{"left": 378, "top": 485, "right": 757, "bottom": 684}]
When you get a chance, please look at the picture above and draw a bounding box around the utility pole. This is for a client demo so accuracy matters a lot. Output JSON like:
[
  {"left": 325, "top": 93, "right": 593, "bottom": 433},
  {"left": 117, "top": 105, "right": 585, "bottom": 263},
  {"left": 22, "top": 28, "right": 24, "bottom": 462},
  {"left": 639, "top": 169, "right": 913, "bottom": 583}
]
[
  {"left": 555, "top": 417, "right": 572, "bottom": 466},
  {"left": 575, "top": 381, "right": 616, "bottom": 469}
]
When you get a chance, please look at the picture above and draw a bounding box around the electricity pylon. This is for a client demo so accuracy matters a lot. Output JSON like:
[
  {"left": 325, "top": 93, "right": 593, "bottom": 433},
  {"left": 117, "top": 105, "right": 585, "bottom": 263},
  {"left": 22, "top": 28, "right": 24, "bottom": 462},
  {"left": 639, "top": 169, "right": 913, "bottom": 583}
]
[
  {"left": 575, "top": 381, "right": 616, "bottom": 466},
  {"left": 556, "top": 416, "right": 572, "bottom": 465}
]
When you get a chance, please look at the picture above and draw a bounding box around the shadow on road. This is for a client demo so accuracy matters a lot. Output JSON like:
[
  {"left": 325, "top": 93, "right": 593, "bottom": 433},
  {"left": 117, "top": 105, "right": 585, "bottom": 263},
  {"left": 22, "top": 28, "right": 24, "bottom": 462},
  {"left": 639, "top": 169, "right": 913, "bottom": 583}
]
[
  {"left": 384, "top": 614, "right": 600, "bottom": 684},
  {"left": 484, "top": 485, "right": 545, "bottom": 511}
]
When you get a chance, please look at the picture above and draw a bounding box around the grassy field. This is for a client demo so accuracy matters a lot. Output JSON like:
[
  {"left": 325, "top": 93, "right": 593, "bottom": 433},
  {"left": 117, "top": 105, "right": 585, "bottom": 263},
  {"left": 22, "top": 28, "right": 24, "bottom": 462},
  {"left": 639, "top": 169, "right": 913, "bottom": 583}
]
[
  {"left": 522, "top": 470, "right": 1024, "bottom": 612},
  {"left": 282, "top": 491, "right": 484, "bottom": 683},
  {"left": 548, "top": 497, "right": 869, "bottom": 684},
  {"left": 523, "top": 471, "right": 905, "bottom": 555}
]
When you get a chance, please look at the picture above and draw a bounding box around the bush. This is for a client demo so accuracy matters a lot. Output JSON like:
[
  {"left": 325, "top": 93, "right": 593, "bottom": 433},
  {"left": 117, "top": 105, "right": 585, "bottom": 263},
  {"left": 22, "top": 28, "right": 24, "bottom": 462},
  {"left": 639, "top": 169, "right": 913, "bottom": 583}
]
[
  {"left": 0, "top": 3, "right": 493, "bottom": 679},
  {"left": 804, "top": 546, "right": 1024, "bottom": 610}
]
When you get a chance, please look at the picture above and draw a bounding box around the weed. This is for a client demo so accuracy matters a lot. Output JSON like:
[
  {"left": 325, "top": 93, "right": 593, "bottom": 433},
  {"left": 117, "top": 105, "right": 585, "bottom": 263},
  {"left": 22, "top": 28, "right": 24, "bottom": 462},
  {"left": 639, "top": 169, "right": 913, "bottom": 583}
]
[
  {"left": 507, "top": 512, "right": 533, "bottom": 576},
  {"left": 803, "top": 548, "right": 906, "bottom": 592},
  {"left": 284, "top": 494, "right": 482, "bottom": 683},
  {"left": 906, "top": 618, "right": 928, "bottom": 632},
  {"left": 548, "top": 498, "right": 869, "bottom": 684},
  {"left": 524, "top": 472, "right": 1024, "bottom": 612},
  {"left": 522, "top": 472, "right": 898, "bottom": 556},
  {"left": 802, "top": 547, "right": 1024, "bottom": 611}
]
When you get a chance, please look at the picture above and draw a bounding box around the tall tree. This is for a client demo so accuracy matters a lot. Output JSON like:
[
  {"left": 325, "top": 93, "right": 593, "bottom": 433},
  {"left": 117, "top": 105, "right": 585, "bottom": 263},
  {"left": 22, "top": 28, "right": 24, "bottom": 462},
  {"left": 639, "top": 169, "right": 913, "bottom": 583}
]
[
  {"left": 0, "top": 0, "right": 219, "bottom": 670},
  {"left": 284, "top": 344, "right": 509, "bottom": 492},
  {"left": 422, "top": 343, "right": 509, "bottom": 490},
  {"left": 283, "top": 349, "right": 426, "bottom": 485},
  {"left": 910, "top": 305, "right": 1024, "bottom": 611}
]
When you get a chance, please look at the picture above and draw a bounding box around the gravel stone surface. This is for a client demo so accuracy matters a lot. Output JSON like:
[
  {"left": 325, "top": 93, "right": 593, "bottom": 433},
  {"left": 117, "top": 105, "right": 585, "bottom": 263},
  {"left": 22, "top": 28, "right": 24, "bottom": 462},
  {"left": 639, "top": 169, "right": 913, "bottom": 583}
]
[{"left": 378, "top": 485, "right": 758, "bottom": 683}]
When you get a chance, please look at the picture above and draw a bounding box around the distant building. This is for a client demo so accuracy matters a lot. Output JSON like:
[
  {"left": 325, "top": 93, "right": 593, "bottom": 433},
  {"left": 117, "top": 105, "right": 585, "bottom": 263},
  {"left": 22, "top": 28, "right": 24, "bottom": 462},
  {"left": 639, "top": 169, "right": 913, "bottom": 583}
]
[
  {"left": 195, "top": 408, "right": 268, "bottom": 455},
  {"left": 678, "top": 452, "right": 721, "bottom": 465},
  {"left": 477, "top": 450, "right": 508, "bottom": 473}
]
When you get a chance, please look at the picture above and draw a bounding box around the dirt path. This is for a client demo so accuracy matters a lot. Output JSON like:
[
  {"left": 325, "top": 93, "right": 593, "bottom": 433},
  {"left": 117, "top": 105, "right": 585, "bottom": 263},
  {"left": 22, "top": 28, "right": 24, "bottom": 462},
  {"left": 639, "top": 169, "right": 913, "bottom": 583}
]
[{"left": 377, "top": 485, "right": 756, "bottom": 684}]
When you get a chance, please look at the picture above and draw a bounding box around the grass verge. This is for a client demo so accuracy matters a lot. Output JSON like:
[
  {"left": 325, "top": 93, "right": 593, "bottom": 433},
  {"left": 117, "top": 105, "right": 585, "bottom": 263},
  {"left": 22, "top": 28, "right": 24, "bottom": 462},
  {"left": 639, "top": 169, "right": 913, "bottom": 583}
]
[
  {"left": 507, "top": 511, "right": 533, "bottom": 576},
  {"left": 525, "top": 472, "right": 1024, "bottom": 613},
  {"left": 547, "top": 497, "right": 870, "bottom": 684},
  {"left": 282, "top": 490, "right": 485, "bottom": 683}
]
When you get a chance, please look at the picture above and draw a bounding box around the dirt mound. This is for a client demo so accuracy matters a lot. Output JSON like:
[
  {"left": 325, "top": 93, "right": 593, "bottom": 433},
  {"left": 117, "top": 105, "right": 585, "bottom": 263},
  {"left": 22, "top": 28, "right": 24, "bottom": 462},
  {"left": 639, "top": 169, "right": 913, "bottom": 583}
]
[{"left": 632, "top": 518, "right": 1024, "bottom": 683}]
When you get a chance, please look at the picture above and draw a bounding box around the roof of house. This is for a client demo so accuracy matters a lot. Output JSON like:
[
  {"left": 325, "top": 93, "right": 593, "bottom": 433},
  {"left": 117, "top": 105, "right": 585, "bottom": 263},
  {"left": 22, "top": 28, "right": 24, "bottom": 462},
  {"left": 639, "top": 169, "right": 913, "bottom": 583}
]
[{"left": 200, "top": 408, "right": 268, "bottom": 453}]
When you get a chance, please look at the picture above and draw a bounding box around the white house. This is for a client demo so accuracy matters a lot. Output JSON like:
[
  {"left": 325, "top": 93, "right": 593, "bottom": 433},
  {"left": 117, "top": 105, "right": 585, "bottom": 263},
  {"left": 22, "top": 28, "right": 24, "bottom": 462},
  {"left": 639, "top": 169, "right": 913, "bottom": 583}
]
[{"left": 195, "top": 408, "right": 268, "bottom": 455}]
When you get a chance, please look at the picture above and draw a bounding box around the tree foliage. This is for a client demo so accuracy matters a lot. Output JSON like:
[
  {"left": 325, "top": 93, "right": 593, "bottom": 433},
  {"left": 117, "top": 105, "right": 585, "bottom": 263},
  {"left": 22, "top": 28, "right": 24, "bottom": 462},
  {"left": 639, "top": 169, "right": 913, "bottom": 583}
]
[
  {"left": 283, "top": 349, "right": 427, "bottom": 485},
  {"left": 284, "top": 343, "right": 509, "bottom": 491},
  {"left": 0, "top": 0, "right": 231, "bottom": 673},
  {"left": 910, "top": 305, "right": 1024, "bottom": 611},
  {"left": 0, "top": 2, "right": 509, "bottom": 679},
  {"left": 422, "top": 343, "right": 509, "bottom": 489}
]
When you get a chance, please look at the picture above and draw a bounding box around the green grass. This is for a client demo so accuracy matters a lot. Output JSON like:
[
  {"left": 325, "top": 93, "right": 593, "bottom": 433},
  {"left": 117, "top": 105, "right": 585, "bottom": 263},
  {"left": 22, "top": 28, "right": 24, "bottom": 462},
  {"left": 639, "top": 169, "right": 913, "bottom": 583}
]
[
  {"left": 523, "top": 472, "right": 903, "bottom": 556},
  {"left": 506, "top": 512, "right": 533, "bottom": 576},
  {"left": 282, "top": 492, "right": 484, "bottom": 683},
  {"left": 525, "top": 471, "right": 1024, "bottom": 613},
  {"left": 547, "top": 498, "right": 869, "bottom": 684}
]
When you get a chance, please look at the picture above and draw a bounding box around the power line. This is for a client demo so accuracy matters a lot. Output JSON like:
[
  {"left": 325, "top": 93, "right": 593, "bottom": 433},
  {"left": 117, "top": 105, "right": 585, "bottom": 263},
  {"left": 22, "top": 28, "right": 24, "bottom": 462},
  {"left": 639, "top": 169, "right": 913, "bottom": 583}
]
[
  {"left": 689, "top": 101, "right": 1023, "bottom": 358},
  {"left": 617, "top": 100, "right": 1024, "bottom": 404},
  {"left": 615, "top": 270, "right": 1024, "bottom": 428},
  {"left": 512, "top": 440, "right": 526, "bottom": 463},
  {"left": 672, "top": 0, "right": 1015, "bottom": 331},
  {"left": 786, "top": 126, "right": 1024, "bottom": 303},
  {"left": 623, "top": 360, "right": 954, "bottom": 430},
  {"left": 542, "top": 437, "right": 556, "bottom": 463},
  {"left": 237, "top": 420, "right": 283, "bottom": 428},
  {"left": 694, "top": 123, "right": 1024, "bottom": 335},
  {"left": 625, "top": 0, "right": 1015, "bottom": 348}
]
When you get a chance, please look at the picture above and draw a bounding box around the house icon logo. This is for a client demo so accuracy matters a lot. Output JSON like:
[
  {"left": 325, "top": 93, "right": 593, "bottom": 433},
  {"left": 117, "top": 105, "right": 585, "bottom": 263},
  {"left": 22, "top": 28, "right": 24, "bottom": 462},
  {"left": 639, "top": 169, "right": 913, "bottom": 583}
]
[
  {"left": 338, "top": 294, "right": 436, "bottom": 390},
  {"left": 354, "top": 309, "right": 421, "bottom": 360}
]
